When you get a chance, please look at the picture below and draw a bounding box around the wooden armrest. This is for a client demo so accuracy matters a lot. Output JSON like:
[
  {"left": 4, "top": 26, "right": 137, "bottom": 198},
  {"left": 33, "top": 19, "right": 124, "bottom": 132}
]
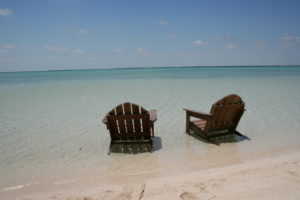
[
  {"left": 183, "top": 108, "right": 212, "bottom": 120},
  {"left": 102, "top": 115, "right": 108, "bottom": 124},
  {"left": 150, "top": 110, "right": 157, "bottom": 122}
]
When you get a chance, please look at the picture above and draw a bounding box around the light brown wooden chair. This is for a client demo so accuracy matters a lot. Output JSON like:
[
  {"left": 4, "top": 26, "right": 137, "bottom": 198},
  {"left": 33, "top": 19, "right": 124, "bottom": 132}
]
[
  {"left": 184, "top": 94, "right": 246, "bottom": 145},
  {"left": 102, "top": 102, "right": 157, "bottom": 154}
]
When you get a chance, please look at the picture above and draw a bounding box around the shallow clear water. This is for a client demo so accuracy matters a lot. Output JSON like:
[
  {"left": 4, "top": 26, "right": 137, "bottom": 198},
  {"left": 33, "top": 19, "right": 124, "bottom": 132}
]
[{"left": 1, "top": 66, "right": 300, "bottom": 191}]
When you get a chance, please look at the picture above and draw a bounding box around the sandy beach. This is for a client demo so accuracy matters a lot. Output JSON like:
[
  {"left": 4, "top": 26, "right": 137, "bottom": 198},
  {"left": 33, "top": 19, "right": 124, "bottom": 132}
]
[{"left": 1, "top": 148, "right": 299, "bottom": 200}]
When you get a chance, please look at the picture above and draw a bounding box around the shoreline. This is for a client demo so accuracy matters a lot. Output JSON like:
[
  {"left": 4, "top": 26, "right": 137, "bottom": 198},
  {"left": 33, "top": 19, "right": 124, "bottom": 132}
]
[{"left": 1, "top": 147, "right": 300, "bottom": 200}]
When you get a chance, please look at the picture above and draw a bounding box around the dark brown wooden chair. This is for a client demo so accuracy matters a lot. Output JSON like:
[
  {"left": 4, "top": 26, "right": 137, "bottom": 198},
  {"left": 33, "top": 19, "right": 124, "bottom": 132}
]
[
  {"left": 102, "top": 102, "right": 157, "bottom": 154},
  {"left": 184, "top": 94, "right": 246, "bottom": 145}
]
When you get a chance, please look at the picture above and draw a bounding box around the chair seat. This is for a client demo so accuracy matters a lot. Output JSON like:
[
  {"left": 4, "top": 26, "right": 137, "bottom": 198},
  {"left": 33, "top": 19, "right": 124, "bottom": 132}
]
[{"left": 191, "top": 120, "right": 207, "bottom": 131}]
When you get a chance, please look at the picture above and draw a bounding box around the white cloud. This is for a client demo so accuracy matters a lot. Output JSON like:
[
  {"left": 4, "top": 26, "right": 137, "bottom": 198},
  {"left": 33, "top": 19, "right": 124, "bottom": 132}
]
[
  {"left": 156, "top": 20, "right": 169, "bottom": 25},
  {"left": 0, "top": 44, "right": 17, "bottom": 49},
  {"left": 169, "top": 34, "right": 176, "bottom": 38},
  {"left": 225, "top": 44, "right": 238, "bottom": 49},
  {"left": 253, "top": 40, "right": 265, "bottom": 48},
  {"left": 114, "top": 48, "right": 125, "bottom": 53},
  {"left": 281, "top": 34, "right": 300, "bottom": 47},
  {"left": 48, "top": 55, "right": 56, "bottom": 60},
  {"left": 281, "top": 35, "right": 298, "bottom": 41},
  {"left": 43, "top": 45, "right": 69, "bottom": 52},
  {"left": 0, "top": 8, "right": 14, "bottom": 16},
  {"left": 193, "top": 40, "right": 206, "bottom": 46},
  {"left": 0, "top": 43, "right": 18, "bottom": 53},
  {"left": 136, "top": 48, "right": 147, "bottom": 54},
  {"left": 73, "top": 49, "right": 85, "bottom": 54},
  {"left": 78, "top": 29, "right": 88, "bottom": 35}
]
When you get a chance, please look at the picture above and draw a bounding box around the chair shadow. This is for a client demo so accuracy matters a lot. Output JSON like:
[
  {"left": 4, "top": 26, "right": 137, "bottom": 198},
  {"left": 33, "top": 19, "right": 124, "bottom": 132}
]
[
  {"left": 189, "top": 131, "right": 251, "bottom": 145},
  {"left": 110, "top": 136, "right": 162, "bottom": 154}
]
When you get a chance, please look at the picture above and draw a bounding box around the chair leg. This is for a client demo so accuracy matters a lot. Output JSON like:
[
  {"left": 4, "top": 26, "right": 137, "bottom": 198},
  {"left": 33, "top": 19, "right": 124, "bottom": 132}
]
[
  {"left": 151, "top": 124, "right": 154, "bottom": 137},
  {"left": 233, "top": 130, "right": 243, "bottom": 136},
  {"left": 108, "top": 141, "right": 113, "bottom": 155},
  {"left": 234, "top": 131, "right": 251, "bottom": 140},
  {"left": 150, "top": 139, "right": 153, "bottom": 153},
  {"left": 186, "top": 123, "right": 192, "bottom": 134},
  {"left": 185, "top": 113, "right": 190, "bottom": 134}
]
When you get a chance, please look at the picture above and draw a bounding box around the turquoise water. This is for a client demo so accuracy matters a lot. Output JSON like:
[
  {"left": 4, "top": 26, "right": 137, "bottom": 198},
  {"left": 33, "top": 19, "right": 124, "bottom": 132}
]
[
  {"left": 1, "top": 66, "right": 300, "bottom": 192},
  {"left": 1, "top": 66, "right": 299, "bottom": 85}
]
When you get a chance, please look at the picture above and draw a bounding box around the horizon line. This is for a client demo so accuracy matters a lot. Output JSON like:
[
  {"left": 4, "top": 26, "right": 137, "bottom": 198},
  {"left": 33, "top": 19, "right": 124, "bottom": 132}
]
[{"left": 1, "top": 64, "right": 300, "bottom": 73}]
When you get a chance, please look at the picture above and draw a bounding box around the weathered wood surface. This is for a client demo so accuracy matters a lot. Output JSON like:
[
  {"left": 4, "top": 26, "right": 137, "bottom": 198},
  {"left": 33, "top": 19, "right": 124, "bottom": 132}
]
[
  {"left": 184, "top": 94, "right": 246, "bottom": 145},
  {"left": 103, "top": 102, "right": 157, "bottom": 153}
]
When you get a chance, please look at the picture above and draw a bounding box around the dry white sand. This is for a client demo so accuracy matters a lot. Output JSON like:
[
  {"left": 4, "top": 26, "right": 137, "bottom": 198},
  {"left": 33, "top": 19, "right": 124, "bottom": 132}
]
[{"left": 2, "top": 149, "right": 300, "bottom": 200}]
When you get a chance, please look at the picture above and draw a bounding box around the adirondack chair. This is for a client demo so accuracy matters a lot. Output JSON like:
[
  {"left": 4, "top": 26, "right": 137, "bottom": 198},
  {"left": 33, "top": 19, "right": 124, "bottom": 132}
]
[
  {"left": 184, "top": 94, "right": 246, "bottom": 145},
  {"left": 102, "top": 102, "right": 157, "bottom": 154}
]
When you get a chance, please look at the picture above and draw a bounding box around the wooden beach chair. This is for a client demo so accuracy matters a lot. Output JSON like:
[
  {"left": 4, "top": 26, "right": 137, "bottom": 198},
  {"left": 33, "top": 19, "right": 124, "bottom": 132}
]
[
  {"left": 184, "top": 94, "right": 246, "bottom": 145},
  {"left": 102, "top": 102, "right": 157, "bottom": 154}
]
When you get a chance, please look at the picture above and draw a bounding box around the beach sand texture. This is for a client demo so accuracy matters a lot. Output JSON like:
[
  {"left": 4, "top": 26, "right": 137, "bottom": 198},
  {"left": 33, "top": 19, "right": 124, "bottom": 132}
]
[{"left": 2, "top": 150, "right": 299, "bottom": 200}]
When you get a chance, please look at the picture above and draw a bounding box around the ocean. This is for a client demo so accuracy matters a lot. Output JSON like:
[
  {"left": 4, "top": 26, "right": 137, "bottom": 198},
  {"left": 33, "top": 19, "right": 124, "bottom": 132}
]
[{"left": 1, "top": 66, "right": 300, "bottom": 191}]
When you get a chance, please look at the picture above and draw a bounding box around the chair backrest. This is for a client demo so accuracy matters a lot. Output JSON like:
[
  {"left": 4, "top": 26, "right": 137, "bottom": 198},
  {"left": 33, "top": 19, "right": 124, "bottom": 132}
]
[
  {"left": 106, "top": 102, "right": 151, "bottom": 140},
  {"left": 204, "top": 94, "right": 245, "bottom": 133}
]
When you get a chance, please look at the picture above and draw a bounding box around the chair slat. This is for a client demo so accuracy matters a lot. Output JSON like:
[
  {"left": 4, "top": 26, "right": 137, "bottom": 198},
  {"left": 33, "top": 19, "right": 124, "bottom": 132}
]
[
  {"left": 132, "top": 104, "right": 141, "bottom": 134},
  {"left": 209, "top": 100, "right": 244, "bottom": 132},
  {"left": 107, "top": 114, "right": 119, "bottom": 136},
  {"left": 141, "top": 107, "right": 147, "bottom": 114},
  {"left": 141, "top": 114, "right": 150, "bottom": 138},
  {"left": 115, "top": 104, "right": 127, "bottom": 140},
  {"left": 107, "top": 109, "right": 118, "bottom": 135},
  {"left": 123, "top": 102, "right": 134, "bottom": 138},
  {"left": 109, "top": 108, "right": 115, "bottom": 115}
]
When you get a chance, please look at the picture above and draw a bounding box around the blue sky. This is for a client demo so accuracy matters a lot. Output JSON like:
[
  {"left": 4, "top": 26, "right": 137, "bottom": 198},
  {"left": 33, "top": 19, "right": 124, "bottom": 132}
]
[{"left": 0, "top": 0, "right": 300, "bottom": 72}]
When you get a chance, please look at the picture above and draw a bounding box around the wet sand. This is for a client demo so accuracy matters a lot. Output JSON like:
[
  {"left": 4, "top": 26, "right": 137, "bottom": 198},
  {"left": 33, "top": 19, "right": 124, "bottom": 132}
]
[{"left": 1, "top": 148, "right": 300, "bottom": 200}]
